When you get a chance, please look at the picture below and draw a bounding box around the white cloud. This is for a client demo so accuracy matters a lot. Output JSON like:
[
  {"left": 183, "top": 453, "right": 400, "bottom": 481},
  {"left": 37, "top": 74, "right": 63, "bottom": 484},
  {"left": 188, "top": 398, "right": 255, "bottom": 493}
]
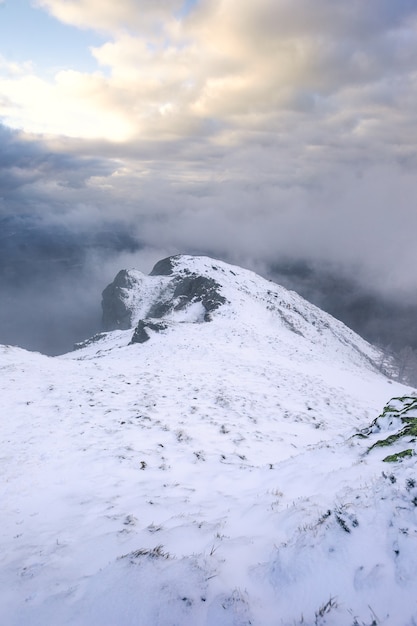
[
  {"left": 34, "top": 0, "right": 184, "bottom": 34},
  {"left": 2, "top": 0, "right": 416, "bottom": 149},
  {"left": 0, "top": 68, "right": 133, "bottom": 139}
]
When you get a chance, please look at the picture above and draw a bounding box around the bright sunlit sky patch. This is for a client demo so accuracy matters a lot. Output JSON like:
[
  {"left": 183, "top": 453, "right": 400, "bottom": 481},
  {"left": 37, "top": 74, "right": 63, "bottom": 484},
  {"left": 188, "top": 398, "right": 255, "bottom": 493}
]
[{"left": 2, "top": 0, "right": 417, "bottom": 297}]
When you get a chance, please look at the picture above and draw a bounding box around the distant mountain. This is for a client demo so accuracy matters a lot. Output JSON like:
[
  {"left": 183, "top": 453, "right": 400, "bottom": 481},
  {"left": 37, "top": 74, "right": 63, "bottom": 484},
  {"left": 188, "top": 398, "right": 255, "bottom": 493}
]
[{"left": 1, "top": 255, "right": 417, "bottom": 625}]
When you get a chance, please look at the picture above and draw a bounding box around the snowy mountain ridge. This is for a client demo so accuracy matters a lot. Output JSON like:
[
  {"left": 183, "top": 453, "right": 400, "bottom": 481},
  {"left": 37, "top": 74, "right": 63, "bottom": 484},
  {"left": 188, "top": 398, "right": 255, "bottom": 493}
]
[
  {"left": 1, "top": 255, "right": 417, "bottom": 625},
  {"left": 91, "top": 254, "right": 381, "bottom": 374}
]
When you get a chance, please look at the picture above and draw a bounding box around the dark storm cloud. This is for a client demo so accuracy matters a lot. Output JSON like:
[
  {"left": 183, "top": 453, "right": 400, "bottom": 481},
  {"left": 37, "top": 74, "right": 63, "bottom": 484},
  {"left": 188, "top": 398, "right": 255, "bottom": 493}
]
[
  {"left": 0, "top": 124, "right": 113, "bottom": 202},
  {"left": 0, "top": 126, "right": 149, "bottom": 354},
  {"left": 0, "top": 209, "right": 147, "bottom": 354}
]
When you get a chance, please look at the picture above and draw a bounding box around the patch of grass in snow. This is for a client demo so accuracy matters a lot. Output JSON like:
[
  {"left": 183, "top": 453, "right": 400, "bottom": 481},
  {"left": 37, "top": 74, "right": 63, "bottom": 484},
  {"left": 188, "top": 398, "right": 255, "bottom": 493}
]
[
  {"left": 350, "top": 610, "right": 379, "bottom": 626},
  {"left": 291, "top": 596, "right": 338, "bottom": 625},
  {"left": 119, "top": 545, "right": 170, "bottom": 561},
  {"left": 147, "top": 523, "right": 163, "bottom": 533},
  {"left": 176, "top": 429, "right": 191, "bottom": 442},
  {"left": 334, "top": 505, "right": 359, "bottom": 534},
  {"left": 335, "top": 514, "right": 351, "bottom": 533},
  {"left": 381, "top": 471, "right": 396, "bottom": 484},
  {"left": 317, "top": 509, "right": 332, "bottom": 525},
  {"left": 359, "top": 396, "right": 417, "bottom": 462},
  {"left": 358, "top": 396, "right": 417, "bottom": 436},
  {"left": 383, "top": 449, "right": 414, "bottom": 463},
  {"left": 369, "top": 420, "right": 417, "bottom": 450},
  {"left": 314, "top": 596, "right": 338, "bottom": 624}
]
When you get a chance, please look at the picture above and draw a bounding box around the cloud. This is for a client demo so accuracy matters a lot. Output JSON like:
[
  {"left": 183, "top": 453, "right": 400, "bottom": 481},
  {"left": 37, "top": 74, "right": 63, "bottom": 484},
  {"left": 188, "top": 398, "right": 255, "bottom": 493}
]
[
  {"left": 2, "top": 2, "right": 417, "bottom": 351},
  {"left": 2, "top": 117, "right": 417, "bottom": 295},
  {"left": 2, "top": 0, "right": 416, "bottom": 146},
  {"left": 34, "top": 0, "right": 185, "bottom": 34}
]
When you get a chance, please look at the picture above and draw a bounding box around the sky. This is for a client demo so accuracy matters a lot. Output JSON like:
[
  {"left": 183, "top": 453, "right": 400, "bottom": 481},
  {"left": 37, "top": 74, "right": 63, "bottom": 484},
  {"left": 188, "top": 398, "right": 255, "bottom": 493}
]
[{"left": 1, "top": 0, "right": 417, "bottom": 353}]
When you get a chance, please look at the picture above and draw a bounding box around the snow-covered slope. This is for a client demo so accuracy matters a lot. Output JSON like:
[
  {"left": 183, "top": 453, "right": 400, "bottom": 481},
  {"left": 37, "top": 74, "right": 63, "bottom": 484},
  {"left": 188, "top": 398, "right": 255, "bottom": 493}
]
[
  {"left": 1, "top": 255, "right": 416, "bottom": 625},
  {"left": 88, "top": 254, "right": 383, "bottom": 369}
]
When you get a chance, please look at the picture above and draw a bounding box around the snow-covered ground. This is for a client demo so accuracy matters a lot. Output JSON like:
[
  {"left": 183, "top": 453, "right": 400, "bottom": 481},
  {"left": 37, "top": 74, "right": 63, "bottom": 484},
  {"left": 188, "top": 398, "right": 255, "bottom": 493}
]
[{"left": 1, "top": 255, "right": 416, "bottom": 625}]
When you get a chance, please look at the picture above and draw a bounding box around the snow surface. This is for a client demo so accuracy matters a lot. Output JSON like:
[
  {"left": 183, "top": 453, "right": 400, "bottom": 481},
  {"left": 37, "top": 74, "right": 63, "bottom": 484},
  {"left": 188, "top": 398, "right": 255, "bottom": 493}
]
[{"left": 1, "top": 255, "right": 417, "bottom": 625}]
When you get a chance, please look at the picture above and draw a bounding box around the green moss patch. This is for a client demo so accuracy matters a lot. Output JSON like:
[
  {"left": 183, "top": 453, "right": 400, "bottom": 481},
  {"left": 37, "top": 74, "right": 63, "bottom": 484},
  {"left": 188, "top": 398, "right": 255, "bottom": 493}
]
[
  {"left": 363, "top": 396, "right": 417, "bottom": 461},
  {"left": 369, "top": 420, "right": 417, "bottom": 450},
  {"left": 383, "top": 449, "right": 414, "bottom": 463}
]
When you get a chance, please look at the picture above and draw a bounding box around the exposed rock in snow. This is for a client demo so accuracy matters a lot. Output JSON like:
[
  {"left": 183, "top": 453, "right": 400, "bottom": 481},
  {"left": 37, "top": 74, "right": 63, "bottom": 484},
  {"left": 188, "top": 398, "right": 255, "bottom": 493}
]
[
  {"left": 101, "top": 269, "right": 144, "bottom": 330},
  {"left": 102, "top": 255, "right": 227, "bottom": 335},
  {"left": 130, "top": 319, "right": 169, "bottom": 344}
]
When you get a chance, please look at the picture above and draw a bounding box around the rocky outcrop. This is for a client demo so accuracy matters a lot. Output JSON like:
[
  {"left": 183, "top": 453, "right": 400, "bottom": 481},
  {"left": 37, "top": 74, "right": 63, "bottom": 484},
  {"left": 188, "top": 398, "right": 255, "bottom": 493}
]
[
  {"left": 149, "top": 256, "right": 176, "bottom": 276},
  {"left": 101, "top": 256, "right": 228, "bottom": 343},
  {"left": 101, "top": 270, "right": 142, "bottom": 331},
  {"left": 147, "top": 274, "right": 226, "bottom": 322},
  {"left": 130, "top": 320, "right": 168, "bottom": 344}
]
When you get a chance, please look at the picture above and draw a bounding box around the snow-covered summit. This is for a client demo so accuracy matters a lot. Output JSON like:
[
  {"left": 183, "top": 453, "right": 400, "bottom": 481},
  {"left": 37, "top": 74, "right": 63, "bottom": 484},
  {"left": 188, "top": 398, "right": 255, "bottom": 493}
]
[
  {"left": 101, "top": 255, "right": 229, "bottom": 334},
  {"left": 1, "top": 255, "right": 417, "bottom": 625},
  {"left": 92, "top": 254, "right": 381, "bottom": 375}
]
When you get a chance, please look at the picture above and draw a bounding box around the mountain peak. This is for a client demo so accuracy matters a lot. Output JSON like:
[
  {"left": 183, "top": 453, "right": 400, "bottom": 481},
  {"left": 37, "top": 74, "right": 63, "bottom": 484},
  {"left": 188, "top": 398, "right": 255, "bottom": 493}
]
[
  {"left": 101, "top": 255, "right": 229, "bottom": 337},
  {"left": 97, "top": 254, "right": 382, "bottom": 375}
]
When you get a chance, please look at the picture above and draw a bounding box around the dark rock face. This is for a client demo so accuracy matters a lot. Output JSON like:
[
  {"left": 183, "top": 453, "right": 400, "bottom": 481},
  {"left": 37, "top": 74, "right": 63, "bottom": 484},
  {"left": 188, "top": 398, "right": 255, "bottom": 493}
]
[
  {"left": 146, "top": 274, "right": 226, "bottom": 322},
  {"left": 149, "top": 256, "right": 177, "bottom": 276},
  {"left": 102, "top": 270, "right": 138, "bottom": 331},
  {"left": 130, "top": 320, "right": 168, "bottom": 344},
  {"left": 102, "top": 256, "right": 229, "bottom": 344},
  {"left": 134, "top": 273, "right": 226, "bottom": 339},
  {"left": 173, "top": 275, "right": 226, "bottom": 321}
]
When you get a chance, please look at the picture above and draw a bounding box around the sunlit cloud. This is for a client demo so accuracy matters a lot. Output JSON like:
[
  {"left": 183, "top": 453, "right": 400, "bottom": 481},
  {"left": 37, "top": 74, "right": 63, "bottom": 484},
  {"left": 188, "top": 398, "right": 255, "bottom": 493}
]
[
  {"left": 34, "top": 0, "right": 185, "bottom": 35},
  {"left": 0, "top": 0, "right": 415, "bottom": 153}
]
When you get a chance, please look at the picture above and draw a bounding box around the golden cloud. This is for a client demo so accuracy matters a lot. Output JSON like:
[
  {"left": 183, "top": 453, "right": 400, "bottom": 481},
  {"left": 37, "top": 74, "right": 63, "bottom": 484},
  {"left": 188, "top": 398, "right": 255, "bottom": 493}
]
[{"left": 1, "top": 0, "right": 416, "bottom": 148}]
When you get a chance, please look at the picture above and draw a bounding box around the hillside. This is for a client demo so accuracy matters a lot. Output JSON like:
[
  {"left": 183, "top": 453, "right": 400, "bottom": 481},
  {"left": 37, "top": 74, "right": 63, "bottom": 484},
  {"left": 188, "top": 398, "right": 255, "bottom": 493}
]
[{"left": 1, "top": 255, "right": 416, "bottom": 625}]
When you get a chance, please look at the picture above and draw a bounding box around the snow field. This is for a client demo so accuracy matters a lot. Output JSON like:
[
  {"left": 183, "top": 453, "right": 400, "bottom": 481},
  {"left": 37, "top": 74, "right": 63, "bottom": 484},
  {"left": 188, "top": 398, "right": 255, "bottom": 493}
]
[{"left": 1, "top": 255, "right": 417, "bottom": 625}]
